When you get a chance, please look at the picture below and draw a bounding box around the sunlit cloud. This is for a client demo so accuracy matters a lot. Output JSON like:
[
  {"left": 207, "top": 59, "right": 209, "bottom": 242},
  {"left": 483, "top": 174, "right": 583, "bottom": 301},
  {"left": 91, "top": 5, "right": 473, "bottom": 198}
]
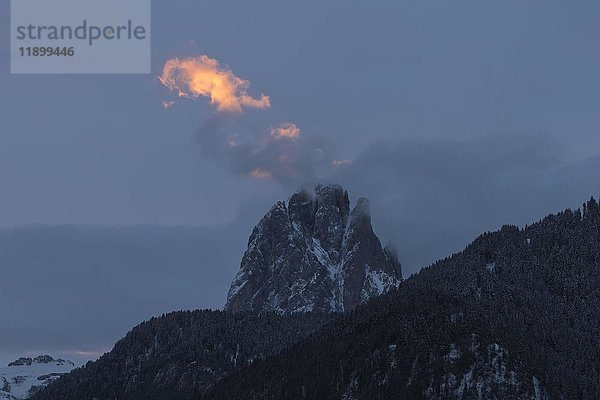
[
  {"left": 156, "top": 53, "right": 347, "bottom": 185},
  {"left": 270, "top": 122, "right": 300, "bottom": 141},
  {"left": 159, "top": 55, "right": 271, "bottom": 113}
]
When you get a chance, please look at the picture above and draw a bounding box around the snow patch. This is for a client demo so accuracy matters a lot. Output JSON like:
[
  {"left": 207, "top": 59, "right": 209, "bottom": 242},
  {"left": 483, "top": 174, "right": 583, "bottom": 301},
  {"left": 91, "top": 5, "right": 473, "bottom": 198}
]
[
  {"left": 447, "top": 343, "right": 461, "bottom": 362},
  {"left": 360, "top": 266, "right": 400, "bottom": 303},
  {"left": 0, "top": 357, "right": 75, "bottom": 399}
]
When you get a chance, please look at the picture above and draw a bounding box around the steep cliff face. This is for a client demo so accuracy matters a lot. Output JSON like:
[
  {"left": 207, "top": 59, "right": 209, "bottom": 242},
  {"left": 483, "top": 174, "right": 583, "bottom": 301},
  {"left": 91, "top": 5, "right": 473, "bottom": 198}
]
[{"left": 225, "top": 184, "right": 403, "bottom": 313}]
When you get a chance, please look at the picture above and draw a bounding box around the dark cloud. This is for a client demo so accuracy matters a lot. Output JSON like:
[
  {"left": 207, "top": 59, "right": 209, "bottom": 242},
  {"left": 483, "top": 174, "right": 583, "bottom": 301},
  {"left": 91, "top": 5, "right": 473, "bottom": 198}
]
[
  {"left": 332, "top": 135, "right": 600, "bottom": 275},
  {"left": 194, "top": 115, "right": 336, "bottom": 189}
]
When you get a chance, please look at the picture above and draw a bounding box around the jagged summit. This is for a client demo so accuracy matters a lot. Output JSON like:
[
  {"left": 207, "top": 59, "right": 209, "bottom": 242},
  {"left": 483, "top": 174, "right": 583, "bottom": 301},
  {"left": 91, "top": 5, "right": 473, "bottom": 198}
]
[{"left": 225, "top": 184, "right": 403, "bottom": 314}]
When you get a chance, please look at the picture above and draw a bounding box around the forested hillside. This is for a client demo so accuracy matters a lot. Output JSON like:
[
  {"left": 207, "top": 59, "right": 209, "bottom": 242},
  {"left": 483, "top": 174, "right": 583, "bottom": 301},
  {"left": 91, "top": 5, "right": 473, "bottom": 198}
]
[
  {"left": 205, "top": 199, "right": 600, "bottom": 399},
  {"left": 34, "top": 311, "right": 329, "bottom": 400}
]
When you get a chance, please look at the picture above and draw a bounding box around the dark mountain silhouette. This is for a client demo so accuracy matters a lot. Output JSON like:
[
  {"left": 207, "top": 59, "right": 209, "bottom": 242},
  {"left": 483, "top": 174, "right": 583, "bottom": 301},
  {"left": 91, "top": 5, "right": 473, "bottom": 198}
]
[
  {"left": 226, "top": 184, "right": 402, "bottom": 313},
  {"left": 205, "top": 198, "right": 600, "bottom": 399}
]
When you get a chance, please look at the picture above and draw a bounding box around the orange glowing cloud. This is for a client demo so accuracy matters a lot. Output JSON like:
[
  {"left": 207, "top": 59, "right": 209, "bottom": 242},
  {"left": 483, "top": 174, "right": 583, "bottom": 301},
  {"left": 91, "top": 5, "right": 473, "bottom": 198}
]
[
  {"left": 270, "top": 122, "right": 300, "bottom": 141},
  {"left": 249, "top": 168, "right": 273, "bottom": 179},
  {"left": 159, "top": 55, "right": 271, "bottom": 113}
]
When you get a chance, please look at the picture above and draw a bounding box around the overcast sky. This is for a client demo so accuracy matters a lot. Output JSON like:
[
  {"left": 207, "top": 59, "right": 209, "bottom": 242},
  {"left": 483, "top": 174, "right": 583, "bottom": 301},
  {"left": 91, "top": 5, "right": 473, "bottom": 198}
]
[{"left": 1, "top": 0, "right": 600, "bottom": 366}]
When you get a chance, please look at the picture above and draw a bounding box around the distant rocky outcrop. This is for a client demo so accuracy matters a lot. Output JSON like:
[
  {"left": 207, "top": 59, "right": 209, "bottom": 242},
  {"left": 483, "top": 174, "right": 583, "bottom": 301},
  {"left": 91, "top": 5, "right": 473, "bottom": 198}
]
[
  {"left": 225, "top": 184, "right": 403, "bottom": 313},
  {"left": 1, "top": 356, "right": 74, "bottom": 399},
  {"left": 7, "top": 357, "right": 70, "bottom": 369}
]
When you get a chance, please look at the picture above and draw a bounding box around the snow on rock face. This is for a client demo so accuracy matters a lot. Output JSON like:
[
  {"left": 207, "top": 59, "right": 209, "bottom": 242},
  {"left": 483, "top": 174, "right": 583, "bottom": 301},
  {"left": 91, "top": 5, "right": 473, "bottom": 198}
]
[
  {"left": 0, "top": 356, "right": 75, "bottom": 399},
  {"left": 225, "top": 184, "right": 403, "bottom": 314},
  {"left": 429, "top": 338, "right": 550, "bottom": 400}
]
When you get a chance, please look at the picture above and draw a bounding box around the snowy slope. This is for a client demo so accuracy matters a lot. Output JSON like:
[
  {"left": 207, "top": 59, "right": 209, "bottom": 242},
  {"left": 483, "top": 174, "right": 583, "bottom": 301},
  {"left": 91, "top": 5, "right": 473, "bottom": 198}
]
[{"left": 0, "top": 356, "right": 74, "bottom": 399}]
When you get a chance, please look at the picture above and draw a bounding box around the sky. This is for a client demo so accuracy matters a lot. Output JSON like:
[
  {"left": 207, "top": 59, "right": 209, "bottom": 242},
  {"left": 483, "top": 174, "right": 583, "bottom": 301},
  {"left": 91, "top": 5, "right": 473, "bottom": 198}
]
[{"left": 1, "top": 0, "right": 600, "bottom": 366}]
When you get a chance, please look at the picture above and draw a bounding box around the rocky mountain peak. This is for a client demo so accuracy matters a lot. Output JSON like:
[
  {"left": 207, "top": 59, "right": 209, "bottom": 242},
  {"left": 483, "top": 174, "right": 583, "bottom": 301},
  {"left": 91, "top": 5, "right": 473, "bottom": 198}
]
[
  {"left": 7, "top": 355, "right": 73, "bottom": 368},
  {"left": 1, "top": 355, "right": 74, "bottom": 399},
  {"left": 225, "top": 184, "right": 403, "bottom": 314}
]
